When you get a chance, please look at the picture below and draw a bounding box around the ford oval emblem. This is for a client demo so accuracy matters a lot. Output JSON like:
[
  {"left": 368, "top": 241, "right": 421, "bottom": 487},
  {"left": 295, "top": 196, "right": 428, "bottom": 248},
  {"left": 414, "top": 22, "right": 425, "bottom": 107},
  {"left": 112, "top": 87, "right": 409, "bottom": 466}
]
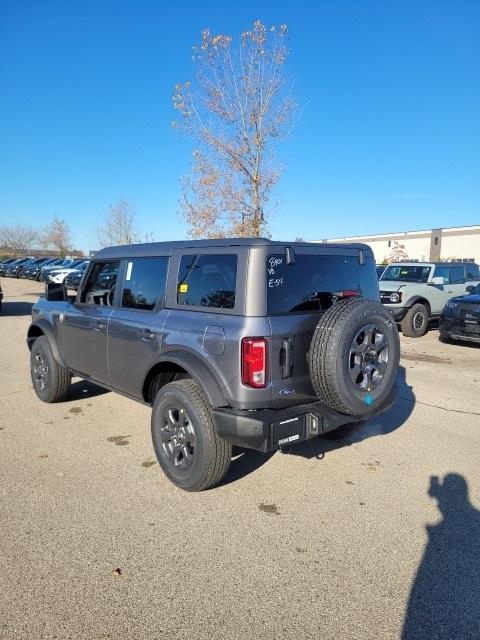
[{"left": 279, "top": 387, "right": 294, "bottom": 396}]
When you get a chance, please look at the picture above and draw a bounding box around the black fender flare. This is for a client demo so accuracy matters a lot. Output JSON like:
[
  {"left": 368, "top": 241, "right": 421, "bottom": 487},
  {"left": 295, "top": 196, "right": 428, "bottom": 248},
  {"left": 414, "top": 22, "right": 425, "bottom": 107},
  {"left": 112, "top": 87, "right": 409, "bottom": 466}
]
[
  {"left": 403, "top": 296, "right": 431, "bottom": 312},
  {"left": 148, "top": 350, "right": 227, "bottom": 408},
  {"left": 27, "top": 320, "right": 68, "bottom": 369}
]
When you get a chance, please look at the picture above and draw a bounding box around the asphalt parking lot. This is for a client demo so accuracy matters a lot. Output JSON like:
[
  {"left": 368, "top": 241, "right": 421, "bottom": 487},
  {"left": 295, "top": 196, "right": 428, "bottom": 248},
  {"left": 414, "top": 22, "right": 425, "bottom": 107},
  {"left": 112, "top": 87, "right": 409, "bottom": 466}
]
[{"left": 1, "top": 278, "right": 479, "bottom": 640}]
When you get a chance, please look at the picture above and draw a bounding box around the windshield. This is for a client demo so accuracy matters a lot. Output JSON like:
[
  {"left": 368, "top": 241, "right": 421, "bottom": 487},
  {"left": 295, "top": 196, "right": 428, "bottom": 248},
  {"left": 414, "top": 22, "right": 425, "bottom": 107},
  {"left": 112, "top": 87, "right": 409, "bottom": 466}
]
[{"left": 381, "top": 265, "right": 431, "bottom": 283}]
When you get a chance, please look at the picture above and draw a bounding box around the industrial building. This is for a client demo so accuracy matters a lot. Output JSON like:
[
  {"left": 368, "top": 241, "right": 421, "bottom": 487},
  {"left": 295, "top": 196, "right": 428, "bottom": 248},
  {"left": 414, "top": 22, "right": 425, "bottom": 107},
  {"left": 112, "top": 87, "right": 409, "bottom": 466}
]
[{"left": 322, "top": 224, "right": 480, "bottom": 264}]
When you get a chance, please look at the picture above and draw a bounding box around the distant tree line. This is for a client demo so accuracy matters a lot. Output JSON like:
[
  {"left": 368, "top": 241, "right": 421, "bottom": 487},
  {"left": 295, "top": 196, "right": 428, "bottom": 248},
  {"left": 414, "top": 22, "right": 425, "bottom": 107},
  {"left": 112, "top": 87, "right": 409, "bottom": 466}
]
[{"left": 0, "top": 199, "right": 155, "bottom": 257}]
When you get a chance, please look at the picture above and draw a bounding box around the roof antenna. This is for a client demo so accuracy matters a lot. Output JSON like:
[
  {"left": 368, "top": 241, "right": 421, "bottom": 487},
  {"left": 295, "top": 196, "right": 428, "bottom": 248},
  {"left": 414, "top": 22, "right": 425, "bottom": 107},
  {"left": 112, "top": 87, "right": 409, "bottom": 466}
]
[{"left": 285, "top": 247, "right": 295, "bottom": 265}]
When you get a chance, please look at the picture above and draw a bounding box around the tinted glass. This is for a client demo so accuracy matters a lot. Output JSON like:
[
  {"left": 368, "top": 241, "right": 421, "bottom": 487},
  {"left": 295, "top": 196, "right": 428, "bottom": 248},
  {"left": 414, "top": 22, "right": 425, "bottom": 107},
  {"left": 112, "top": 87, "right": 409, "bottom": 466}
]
[
  {"left": 448, "top": 267, "right": 465, "bottom": 284},
  {"left": 381, "top": 265, "right": 431, "bottom": 283},
  {"left": 81, "top": 262, "right": 120, "bottom": 305},
  {"left": 465, "top": 263, "right": 479, "bottom": 280},
  {"left": 121, "top": 257, "right": 169, "bottom": 311},
  {"left": 177, "top": 254, "right": 237, "bottom": 309},
  {"left": 267, "top": 254, "right": 379, "bottom": 314},
  {"left": 433, "top": 266, "right": 450, "bottom": 283}
]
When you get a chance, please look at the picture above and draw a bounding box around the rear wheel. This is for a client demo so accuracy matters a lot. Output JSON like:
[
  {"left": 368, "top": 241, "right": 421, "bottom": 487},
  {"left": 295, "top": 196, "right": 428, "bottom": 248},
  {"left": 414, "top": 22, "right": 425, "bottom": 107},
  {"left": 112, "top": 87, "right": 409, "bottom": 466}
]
[
  {"left": 309, "top": 298, "right": 400, "bottom": 417},
  {"left": 400, "top": 303, "right": 429, "bottom": 337},
  {"left": 151, "top": 379, "right": 231, "bottom": 491},
  {"left": 30, "top": 336, "right": 71, "bottom": 402}
]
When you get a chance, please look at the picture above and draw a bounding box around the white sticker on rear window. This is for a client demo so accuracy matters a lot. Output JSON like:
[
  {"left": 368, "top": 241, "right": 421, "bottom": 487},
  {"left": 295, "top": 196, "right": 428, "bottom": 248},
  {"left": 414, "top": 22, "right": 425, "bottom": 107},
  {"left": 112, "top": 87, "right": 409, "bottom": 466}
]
[{"left": 125, "top": 261, "right": 133, "bottom": 281}]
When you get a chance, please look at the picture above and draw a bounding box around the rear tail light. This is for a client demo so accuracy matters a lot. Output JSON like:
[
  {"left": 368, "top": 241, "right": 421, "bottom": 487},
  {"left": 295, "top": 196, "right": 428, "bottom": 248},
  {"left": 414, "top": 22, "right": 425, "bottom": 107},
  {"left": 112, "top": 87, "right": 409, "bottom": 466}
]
[
  {"left": 335, "top": 289, "right": 359, "bottom": 299},
  {"left": 242, "top": 338, "right": 267, "bottom": 388}
]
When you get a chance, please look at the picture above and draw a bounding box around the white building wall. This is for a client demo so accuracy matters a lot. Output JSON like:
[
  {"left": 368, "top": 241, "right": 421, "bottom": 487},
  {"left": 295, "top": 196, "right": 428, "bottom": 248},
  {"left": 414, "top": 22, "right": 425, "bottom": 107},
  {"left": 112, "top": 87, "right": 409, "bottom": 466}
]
[
  {"left": 440, "top": 226, "right": 480, "bottom": 262},
  {"left": 322, "top": 225, "right": 480, "bottom": 264}
]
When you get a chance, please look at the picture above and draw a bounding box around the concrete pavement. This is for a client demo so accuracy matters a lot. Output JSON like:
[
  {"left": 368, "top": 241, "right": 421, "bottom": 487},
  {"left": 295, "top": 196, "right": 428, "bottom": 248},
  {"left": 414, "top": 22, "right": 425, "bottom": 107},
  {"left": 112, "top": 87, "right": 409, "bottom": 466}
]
[{"left": 1, "top": 278, "right": 479, "bottom": 640}]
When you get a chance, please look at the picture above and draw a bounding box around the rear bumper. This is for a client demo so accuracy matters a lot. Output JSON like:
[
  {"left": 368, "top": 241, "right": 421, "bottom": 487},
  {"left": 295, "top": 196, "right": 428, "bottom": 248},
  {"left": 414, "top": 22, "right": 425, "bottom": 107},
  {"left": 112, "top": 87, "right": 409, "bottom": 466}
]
[{"left": 213, "top": 387, "right": 397, "bottom": 453}]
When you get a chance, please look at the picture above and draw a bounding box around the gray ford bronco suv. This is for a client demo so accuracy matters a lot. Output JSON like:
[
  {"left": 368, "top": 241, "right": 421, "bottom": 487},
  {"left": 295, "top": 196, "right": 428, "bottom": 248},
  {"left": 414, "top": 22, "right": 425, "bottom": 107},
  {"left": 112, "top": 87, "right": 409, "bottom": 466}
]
[{"left": 27, "top": 239, "right": 400, "bottom": 491}]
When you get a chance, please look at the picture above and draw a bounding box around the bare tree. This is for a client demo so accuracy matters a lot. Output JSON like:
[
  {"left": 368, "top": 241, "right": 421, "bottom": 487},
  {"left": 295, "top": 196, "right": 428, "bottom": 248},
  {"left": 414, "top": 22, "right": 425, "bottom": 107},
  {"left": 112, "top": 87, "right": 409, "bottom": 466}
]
[
  {"left": 173, "top": 20, "right": 296, "bottom": 238},
  {"left": 98, "top": 199, "right": 141, "bottom": 247},
  {"left": 42, "top": 216, "right": 72, "bottom": 257},
  {"left": 0, "top": 224, "right": 39, "bottom": 255},
  {"left": 388, "top": 241, "right": 409, "bottom": 263}
]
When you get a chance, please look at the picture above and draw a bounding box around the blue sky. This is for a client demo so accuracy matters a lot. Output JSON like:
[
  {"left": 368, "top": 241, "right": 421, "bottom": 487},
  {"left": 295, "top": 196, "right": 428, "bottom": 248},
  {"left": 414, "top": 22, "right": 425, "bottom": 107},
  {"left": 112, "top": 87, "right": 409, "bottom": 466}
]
[{"left": 0, "top": 0, "right": 479, "bottom": 251}]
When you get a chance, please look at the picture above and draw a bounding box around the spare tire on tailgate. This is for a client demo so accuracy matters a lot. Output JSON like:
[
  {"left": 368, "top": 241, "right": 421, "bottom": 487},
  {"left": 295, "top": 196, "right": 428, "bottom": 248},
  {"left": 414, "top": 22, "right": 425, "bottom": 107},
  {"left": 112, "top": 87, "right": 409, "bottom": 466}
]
[{"left": 309, "top": 297, "right": 400, "bottom": 416}]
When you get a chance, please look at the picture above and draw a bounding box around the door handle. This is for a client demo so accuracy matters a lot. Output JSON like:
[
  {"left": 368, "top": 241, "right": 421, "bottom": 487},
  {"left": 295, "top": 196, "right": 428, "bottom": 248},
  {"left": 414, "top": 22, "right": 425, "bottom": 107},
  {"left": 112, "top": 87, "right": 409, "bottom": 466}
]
[
  {"left": 94, "top": 321, "right": 107, "bottom": 332},
  {"left": 140, "top": 328, "right": 155, "bottom": 341}
]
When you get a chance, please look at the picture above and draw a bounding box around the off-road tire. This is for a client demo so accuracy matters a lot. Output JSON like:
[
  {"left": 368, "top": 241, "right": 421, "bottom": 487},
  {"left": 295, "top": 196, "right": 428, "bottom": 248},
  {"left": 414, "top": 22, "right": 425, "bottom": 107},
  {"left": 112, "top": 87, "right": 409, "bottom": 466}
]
[
  {"left": 30, "top": 335, "right": 71, "bottom": 402},
  {"left": 309, "top": 298, "right": 400, "bottom": 417},
  {"left": 151, "top": 379, "right": 232, "bottom": 491},
  {"left": 400, "top": 303, "right": 429, "bottom": 337}
]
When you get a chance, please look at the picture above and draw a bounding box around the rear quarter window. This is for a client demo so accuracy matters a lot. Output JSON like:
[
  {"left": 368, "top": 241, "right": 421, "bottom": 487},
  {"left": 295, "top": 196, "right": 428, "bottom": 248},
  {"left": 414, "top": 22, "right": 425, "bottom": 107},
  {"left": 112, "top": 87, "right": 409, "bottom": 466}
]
[
  {"left": 177, "top": 254, "right": 237, "bottom": 309},
  {"left": 267, "top": 254, "right": 378, "bottom": 314}
]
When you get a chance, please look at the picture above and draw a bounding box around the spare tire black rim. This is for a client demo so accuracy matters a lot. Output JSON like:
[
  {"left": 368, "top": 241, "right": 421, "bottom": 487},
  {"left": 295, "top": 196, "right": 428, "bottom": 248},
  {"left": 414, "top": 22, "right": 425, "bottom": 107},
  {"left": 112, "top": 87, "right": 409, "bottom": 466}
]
[
  {"left": 159, "top": 404, "right": 196, "bottom": 470},
  {"left": 349, "top": 323, "right": 389, "bottom": 391}
]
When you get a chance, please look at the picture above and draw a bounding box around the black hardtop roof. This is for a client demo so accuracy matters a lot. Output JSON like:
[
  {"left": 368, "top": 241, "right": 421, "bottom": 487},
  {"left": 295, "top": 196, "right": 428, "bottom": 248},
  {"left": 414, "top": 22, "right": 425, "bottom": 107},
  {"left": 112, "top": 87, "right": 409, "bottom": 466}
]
[{"left": 94, "top": 237, "right": 374, "bottom": 259}]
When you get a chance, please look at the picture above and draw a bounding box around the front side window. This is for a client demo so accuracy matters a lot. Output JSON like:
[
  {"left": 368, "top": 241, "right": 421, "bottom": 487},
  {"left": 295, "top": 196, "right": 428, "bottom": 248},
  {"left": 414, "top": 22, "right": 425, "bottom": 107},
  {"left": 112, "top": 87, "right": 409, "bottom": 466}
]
[
  {"left": 381, "top": 265, "right": 431, "bottom": 283},
  {"left": 121, "top": 257, "right": 169, "bottom": 311},
  {"left": 448, "top": 267, "right": 465, "bottom": 285},
  {"left": 177, "top": 254, "right": 237, "bottom": 309},
  {"left": 267, "top": 254, "right": 378, "bottom": 314},
  {"left": 81, "top": 261, "right": 120, "bottom": 305}
]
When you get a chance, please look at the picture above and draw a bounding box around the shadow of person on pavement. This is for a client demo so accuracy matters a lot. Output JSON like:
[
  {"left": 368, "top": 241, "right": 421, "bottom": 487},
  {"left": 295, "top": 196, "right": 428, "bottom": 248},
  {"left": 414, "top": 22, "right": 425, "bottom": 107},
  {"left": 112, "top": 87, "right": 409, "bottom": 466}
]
[{"left": 402, "top": 473, "right": 480, "bottom": 640}]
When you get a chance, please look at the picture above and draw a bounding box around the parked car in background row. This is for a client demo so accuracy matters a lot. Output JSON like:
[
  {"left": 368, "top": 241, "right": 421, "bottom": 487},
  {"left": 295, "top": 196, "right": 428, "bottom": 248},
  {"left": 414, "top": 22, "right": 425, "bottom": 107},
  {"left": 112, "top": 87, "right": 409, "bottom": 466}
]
[
  {"left": 26, "top": 258, "right": 62, "bottom": 281},
  {"left": 439, "top": 282, "right": 480, "bottom": 344},
  {"left": 39, "top": 259, "right": 73, "bottom": 282},
  {"left": 45, "top": 260, "right": 89, "bottom": 284},
  {"left": 64, "top": 264, "right": 88, "bottom": 290},
  {"left": 0, "top": 282, "right": 3, "bottom": 313},
  {"left": 20, "top": 257, "right": 51, "bottom": 279},
  {"left": 0, "top": 258, "right": 18, "bottom": 276},
  {"left": 28, "top": 238, "right": 400, "bottom": 491},
  {"left": 379, "top": 262, "right": 480, "bottom": 337},
  {"left": 4, "top": 257, "right": 33, "bottom": 278}
]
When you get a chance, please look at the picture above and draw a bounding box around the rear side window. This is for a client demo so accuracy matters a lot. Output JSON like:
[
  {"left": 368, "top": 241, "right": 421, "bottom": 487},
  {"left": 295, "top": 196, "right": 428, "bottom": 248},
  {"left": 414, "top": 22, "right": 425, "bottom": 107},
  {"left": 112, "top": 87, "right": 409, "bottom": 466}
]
[
  {"left": 177, "top": 254, "right": 237, "bottom": 309},
  {"left": 121, "top": 257, "right": 169, "bottom": 311},
  {"left": 267, "top": 254, "right": 378, "bottom": 314}
]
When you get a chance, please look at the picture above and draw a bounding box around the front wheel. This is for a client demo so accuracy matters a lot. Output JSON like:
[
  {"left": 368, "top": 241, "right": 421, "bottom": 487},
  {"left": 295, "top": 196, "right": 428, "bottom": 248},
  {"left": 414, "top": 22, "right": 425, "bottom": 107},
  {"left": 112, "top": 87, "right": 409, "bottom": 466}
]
[
  {"left": 30, "top": 336, "right": 71, "bottom": 402},
  {"left": 400, "top": 303, "right": 429, "bottom": 337},
  {"left": 151, "top": 379, "right": 232, "bottom": 491}
]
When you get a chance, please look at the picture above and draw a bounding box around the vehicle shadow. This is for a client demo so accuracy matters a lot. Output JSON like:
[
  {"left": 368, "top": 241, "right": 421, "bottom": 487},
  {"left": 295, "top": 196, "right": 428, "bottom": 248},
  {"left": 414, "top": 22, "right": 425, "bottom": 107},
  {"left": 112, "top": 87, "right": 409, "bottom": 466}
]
[
  {"left": 220, "top": 365, "right": 414, "bottom": 485},
  {"left": 286, "top": 364, "right": 414, "bottom": 460},
  {"left": 1, "top": 301, "right": 34, "bottom": 316},
  {"left": 439, "top": 336, "right": 480, "bottom": 350},
  {"left": 68, "top": 379, "right": 110, "bottom": 400},
  {"left": 402, "top": 473, "right": 480, "bottom": 639}
]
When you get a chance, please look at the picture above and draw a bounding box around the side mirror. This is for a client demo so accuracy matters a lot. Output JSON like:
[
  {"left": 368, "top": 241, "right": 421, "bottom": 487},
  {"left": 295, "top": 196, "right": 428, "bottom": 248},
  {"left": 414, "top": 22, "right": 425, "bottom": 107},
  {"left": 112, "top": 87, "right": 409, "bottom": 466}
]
[
  {"left": 45, "top": 282, "right": 67, "bottom": 302},
  {"left": 466, "top": 285, "right": 475, "bottom": 293},
  {"left": 430, "top": 276, "right": 445, "bottom": 285}
]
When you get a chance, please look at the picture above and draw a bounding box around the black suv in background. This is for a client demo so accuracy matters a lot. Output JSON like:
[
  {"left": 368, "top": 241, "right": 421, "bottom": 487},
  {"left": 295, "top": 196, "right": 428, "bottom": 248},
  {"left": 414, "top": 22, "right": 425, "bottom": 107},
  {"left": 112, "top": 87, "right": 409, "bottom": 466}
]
[
  {"left": 27, "top": 239, "right": 400, "bottom": 491},
  {"left": 440, "top": 283, "right": 480, "bottom": 343}
]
